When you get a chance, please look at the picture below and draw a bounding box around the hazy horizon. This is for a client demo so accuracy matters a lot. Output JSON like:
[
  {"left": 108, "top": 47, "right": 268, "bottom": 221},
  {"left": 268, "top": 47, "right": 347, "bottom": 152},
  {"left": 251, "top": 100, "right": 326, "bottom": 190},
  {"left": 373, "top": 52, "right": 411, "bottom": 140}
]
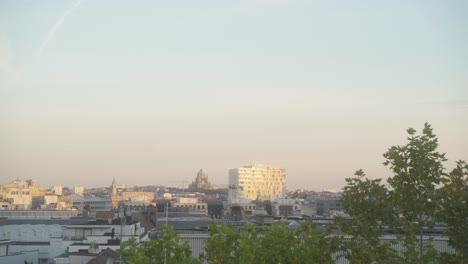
[{"left": 1, "top": 0, "right": 467, "bottom": 191}]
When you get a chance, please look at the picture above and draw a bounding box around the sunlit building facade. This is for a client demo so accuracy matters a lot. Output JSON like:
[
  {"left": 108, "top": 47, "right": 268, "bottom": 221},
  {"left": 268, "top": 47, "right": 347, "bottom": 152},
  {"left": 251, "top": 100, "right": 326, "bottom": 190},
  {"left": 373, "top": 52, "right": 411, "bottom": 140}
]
[{"left": 228, "top": 164, "right": 286, "bottom": 201}]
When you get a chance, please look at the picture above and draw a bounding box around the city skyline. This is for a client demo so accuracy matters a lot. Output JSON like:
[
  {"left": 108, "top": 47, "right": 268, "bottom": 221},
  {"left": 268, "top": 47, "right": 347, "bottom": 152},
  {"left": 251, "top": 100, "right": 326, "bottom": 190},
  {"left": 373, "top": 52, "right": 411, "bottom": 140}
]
[{"left": 1, "top": 1, "right": 467, "bottom": 191}]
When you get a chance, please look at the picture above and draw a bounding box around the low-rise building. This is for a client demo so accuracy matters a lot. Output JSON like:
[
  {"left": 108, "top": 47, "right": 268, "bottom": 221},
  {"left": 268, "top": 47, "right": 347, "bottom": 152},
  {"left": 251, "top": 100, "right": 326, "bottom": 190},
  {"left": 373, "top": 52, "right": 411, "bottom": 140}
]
[
  {"left": 0, "top": 180, "right": 32, "bottom": 210},
  {"left": 66, "top": 194, "right": 112, "bottom": 214},
  {"left": 271, "top": 198, "right": 302, "bottom": 217},
  {"left": 122, "top": 191, "right": 154, "bottom": 203},
  {"left": 223, "top": 198, "right": 257, "bottom": 219},
  {"left": 0, "top": 240, "right": 26, "bottom": 264},
  {"left": 171, "top": 197, "right": 208, "bottom": 216},
  {"left": 0, "top": 210, "right": 78, "bottom": 219},
  {"left": 316, "top": 198, "right": 342, "bottom": 217},
  {"left": 73, "top": 186, "right": 84, "bottom": 196},
  {"left": 0, "top": 216, "right": 145, "bottom": 264},
  {"left": 52, "top": 186, "right": 63, "bottom": 195}
]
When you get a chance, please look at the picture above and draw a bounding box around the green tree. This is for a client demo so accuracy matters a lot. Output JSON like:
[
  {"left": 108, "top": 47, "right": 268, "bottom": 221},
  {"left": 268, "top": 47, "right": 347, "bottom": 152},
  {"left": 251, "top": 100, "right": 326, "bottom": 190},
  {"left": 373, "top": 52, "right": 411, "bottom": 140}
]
[
  {"left": 235, "top": 224, "right": 261, "bottom": 263},
  {"left": 258, "top": 221, "right": 299, "bottom": 263},
  {"left": 438, "top": 161, "right": 468, "bottom": 262},
  {"left": 336, "top": 170, "right": 400, "bottom": 263},
  {"left": 383, "top": 123, "right": 447, "bottom": 263},
  {"left": 295, "top": 221, "right": 338, "bottom": 264},
  {"left": 338, "top": 123, "right": 466, "bottom": 263},
  {"left": 203, "top": 222, "right": 240, "bottom": 264},
  {"left": 119, "top": 225, "right": 200, "bottom": 264},
  {"left": 204, "top": 221, "right": 336, "bottom": 264}
]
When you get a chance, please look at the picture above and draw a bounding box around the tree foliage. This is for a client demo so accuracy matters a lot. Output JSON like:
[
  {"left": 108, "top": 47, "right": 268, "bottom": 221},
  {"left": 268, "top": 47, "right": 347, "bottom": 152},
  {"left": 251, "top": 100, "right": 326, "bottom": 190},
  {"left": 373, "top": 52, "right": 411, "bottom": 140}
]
[
  {"left": 383, "top": 123, "right": 446, "bottom": 263},
  {"left": 203, "top": 222, "right": 240, "bottom": 264},
  {"left": 203, "top": 221, "right": 336, "bottom": 264},
  {"left": 438, "top": 161, "right": 468, "bottom": 261},
  {"left": 119, "top": 225, "right": 200, "bottom": 264},
  {"left": 335, "top": 170, "right": 400, "bottom": 263},
  {"left": 339, "top": 123, "right": 466, "bottom": 263}
]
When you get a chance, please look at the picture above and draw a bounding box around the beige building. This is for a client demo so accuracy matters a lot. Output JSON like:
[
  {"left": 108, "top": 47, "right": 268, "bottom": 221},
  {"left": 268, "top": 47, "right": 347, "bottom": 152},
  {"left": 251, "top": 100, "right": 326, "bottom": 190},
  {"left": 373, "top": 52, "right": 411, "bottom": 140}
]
[
  {"left": 121, "top": 192, "right": 154, "bottom": 203},
  {"left": 171, "top": 197, "right": 208, "bottom": 216},
  {"left": 73, "top": 186, "right": 84, "bottom": 196},
  {"left": 229, "top": 164, "right": 286, "bottom": 201},
  {"left": 0, "top": 180, "right": 32, "bottom": 209},
  {"left": 52, "top": 185, "right": 63, "bottom": 195}
]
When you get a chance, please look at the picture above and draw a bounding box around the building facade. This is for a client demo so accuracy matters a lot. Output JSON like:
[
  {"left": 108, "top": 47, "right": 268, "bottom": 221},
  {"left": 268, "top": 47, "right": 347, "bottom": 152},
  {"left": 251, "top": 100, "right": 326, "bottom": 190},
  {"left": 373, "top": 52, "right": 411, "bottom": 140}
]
[
  {"left": 271, "top": 198, "right": 302, "bottom": 217},
  {"left": 73, "top": 186, "right": 84, "bottom": 196},
  {"left": 0, "top": 180, "right": 32, "bottom": 210},
  {"left": 229, "top": 164, "right": 286, "bottom": 201},
  {"left": 170, "top": 197, "right": 208, "bottom": 216},
  {"left": 121, "top": 192, "right": 154, "bottom": 203},
  {"left": 316, "top": 198, "right": 342, "bottom": 217},
  {"left": 66, "top": 194, "right": 112, "bottom": 214}
]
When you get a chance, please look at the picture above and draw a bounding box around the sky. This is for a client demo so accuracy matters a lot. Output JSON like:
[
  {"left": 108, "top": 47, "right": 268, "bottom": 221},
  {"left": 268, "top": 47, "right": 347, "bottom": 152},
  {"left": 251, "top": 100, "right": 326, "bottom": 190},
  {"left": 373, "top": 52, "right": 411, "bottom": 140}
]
[{"left": 0, "top": 0, "right": 467, "bottom": 191}]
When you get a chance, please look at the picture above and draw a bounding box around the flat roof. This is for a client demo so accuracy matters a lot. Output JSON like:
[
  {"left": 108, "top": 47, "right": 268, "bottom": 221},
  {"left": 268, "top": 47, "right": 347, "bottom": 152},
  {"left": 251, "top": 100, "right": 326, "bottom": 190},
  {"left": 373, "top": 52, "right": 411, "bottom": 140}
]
[{"left": 0, "top": 218, "right": 91, "bottom": 226}]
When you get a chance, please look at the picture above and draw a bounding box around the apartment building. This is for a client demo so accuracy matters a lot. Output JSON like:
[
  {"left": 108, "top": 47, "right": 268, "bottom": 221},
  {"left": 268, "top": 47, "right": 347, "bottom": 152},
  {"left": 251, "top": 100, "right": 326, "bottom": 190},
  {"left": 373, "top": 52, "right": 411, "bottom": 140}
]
[{"left": 229, "top": 164, "right": 286, "bottom": 201}]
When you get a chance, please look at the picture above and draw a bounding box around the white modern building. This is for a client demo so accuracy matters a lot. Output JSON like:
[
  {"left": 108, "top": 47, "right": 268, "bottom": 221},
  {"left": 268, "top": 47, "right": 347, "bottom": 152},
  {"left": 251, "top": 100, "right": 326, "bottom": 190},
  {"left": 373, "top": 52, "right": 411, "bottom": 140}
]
[{"left": 228, "top": 164, "right": 286, "bottom": 201}]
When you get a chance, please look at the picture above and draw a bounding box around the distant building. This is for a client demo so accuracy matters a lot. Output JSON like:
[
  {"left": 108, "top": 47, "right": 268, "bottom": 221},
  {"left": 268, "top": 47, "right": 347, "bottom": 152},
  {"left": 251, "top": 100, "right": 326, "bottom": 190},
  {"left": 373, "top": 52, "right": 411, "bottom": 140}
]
[
  {"left": 188, "top": 169, "right": 213, "bottom": 191},
  {"left": 171, "top": 197, "right": 208, "bottom": 216},
  {"left": 73, "top": 186, "right": 84, "bottom": 196},
  {"left": 66, "top": 194, "right": 112, "bottom": 214},
  {"left": 223, "top": 198, "right": 257, "bottom": 219},
  {"left": 271, "top": 198, "right": 302, "bottom": 217},
  {"left": 322, "top": 189, "right": 337, "bottom": 194},
  {"left": 111, "top": 179, "right": 117, "bottom": 196},
  {"left": 26, "top": 179, "right": 37, "bottom": 188},
  {"left": 110, "top": 179, "right": 121, "bottom": 209},
  {"left": 228, "top": 164, "right": 286, "bottom": 201},
  {"left": 52, "top": 185, "right": 63, "bottom": 195},
  {"left": 116, "top": 183, "right": 126, "bottom": 189},
  {"left": 0, "top": 180, "right": 32, "bottom": 209},
  {"left": 316, "top": 198, "right": 342, "bottom": 217},
  {"left": 0, "top": 209, "right": 77, "bottom": 219},
  {"left": 121, "top": 192, "right": 154, "bottom": 203}
]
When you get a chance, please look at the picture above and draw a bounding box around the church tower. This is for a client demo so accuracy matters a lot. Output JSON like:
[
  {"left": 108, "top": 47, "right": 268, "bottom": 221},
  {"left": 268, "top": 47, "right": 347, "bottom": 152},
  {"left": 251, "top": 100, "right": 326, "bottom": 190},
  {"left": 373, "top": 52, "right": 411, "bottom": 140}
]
[{"left": 111, "top": 179, "right": 117, "bottom": 196}]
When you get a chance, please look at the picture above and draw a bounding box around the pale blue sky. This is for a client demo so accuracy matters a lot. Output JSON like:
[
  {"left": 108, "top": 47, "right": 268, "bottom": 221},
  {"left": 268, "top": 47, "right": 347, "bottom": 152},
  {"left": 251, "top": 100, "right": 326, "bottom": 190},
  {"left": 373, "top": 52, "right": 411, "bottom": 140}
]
[{"left": 0, "top": 0, "right": 467, "bottom": 190}]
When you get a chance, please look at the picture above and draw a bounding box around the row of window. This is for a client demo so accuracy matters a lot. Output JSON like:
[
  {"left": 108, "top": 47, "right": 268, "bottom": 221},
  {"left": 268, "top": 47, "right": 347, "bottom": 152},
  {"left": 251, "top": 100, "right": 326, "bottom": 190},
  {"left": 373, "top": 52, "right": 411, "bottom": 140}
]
[
  {"left": 175, "top": 204, "right": 206, "bottom": 209},
  {"left": 7, "top": 191, "right": 30, "bottom": 195}
]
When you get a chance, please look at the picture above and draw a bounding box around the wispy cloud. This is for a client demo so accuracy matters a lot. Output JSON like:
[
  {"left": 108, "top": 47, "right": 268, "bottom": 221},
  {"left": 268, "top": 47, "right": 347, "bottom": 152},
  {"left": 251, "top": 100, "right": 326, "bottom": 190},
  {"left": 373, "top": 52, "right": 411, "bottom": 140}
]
[
  {"left": 0, "top": 36, "right": 20, "bottom": 95},
  {"left": 418, "top": 99, "right": 468, "bottom": 106},
  {"left": 36, "top": 0, "right": 85, "bottom": 58}
]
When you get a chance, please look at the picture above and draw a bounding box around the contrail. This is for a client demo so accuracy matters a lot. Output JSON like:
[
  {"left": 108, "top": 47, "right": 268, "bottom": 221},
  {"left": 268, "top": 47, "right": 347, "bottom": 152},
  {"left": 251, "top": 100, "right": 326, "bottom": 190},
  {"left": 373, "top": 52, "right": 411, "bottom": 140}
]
[{"left": 36, "top": 0, "right": 85, "bottom": 58}]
